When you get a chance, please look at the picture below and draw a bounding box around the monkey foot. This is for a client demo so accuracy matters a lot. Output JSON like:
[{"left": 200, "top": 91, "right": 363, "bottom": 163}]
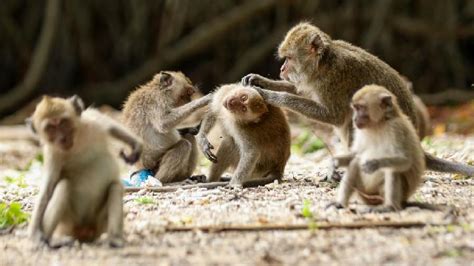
[
  {"left": 325, "top": 201, "right": 345, "bottom": 210},
  {"left": 48, "top": 236, "right": 75, "bottom": 249},
  {"left": 320, "top": 169, "right": 343, "bottom": 184},
  {"left": 108, "top": 236, "right": 124, "bottom": 248},
  {"left": 189, "top": 175, "right": 207, "bottom": 183},
  {"left": 360, "top": 205, "right": 396, "bottom": 214}
]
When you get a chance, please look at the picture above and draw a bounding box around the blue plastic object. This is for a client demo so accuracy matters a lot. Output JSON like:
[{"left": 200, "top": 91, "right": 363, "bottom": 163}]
[{"left": 123, "top": 169, "right": 154, "bottom": 187}]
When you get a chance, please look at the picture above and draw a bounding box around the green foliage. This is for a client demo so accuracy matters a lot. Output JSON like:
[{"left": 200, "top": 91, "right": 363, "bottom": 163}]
[
  {"left": 135, "top": 196, "right": 155, "bottom": 205},
  {"left": 292, "top": 130, "right": 325, "bottom": 154},
  {"left": 3, "top": 175, "right": 27, "bottom": 188},
  {"left": 301, "top": 199, "right": 318, "bottom": 231},
  {"left": 22, "top": 153, "right": 44, "bottom": 171},
  {"left": 0, "top": 202, "right": 29, "bottom": 229},
  {"left": 301, "top": 199, "right": 313, "bottom": 219}
]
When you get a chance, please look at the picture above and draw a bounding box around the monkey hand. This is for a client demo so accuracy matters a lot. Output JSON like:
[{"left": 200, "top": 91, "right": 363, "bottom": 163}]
[
  {"left": 120, "top": 147, "right": 141, "bottom": 165},
  {"left": 241, "top": 73, "right": 267, "bottom": 88},
  {"left": 198, "top": 137, "right": 217, "bottom": 163},
  {"left": 362, "top": 160, "right": 380, "bottom": 174}
]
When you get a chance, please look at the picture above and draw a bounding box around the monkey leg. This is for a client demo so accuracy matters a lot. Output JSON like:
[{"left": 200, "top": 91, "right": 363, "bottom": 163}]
[
  {"left": 230, "top": 150, "right": 259, "bottom": 187},
  {"left": 184, "top": 135, "right": 198, "bottom": 177},
  {"left": 42, "top": 179, "right": 70, "bottom": 243},
  {"left": 335, "top": 159, "right": 360, "bottom": 207},
  {"left": 382, "top": 171, "right": 403, "bottom": 211},
  {"left": 208, "top": 137, "right": 239, "bottom": 182},
  {"left": 155, "top": 137, "right": 194, "bottom": 183},
  {"left": 104, "top": 182, "right": 124, "bottom": 248}
]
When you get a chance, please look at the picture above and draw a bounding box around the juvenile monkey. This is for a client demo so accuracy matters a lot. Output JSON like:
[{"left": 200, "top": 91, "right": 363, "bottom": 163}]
[
  {"left": 242, "top": 22, "right": 473, "bottom": 176},
  {"left": 329, "top": 85, "right": 425, "bottom": 212},
  {"left": 197, "top": 84, "right": 291, "bottom": 187},
  {"left": 28, "top": 95, "right": 142, "bottom": 247},
  {"left": 122, "top": 71, "right": 211, "bottom": 183}
]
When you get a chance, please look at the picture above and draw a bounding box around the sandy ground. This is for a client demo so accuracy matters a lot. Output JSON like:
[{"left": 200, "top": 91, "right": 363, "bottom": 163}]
[{"left": 0, "top": 133, "right": 473, "bottom": 266}]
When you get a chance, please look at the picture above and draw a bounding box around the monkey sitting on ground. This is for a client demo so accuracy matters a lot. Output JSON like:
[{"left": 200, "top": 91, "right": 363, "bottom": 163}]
[
  {"left": 122, "top": 71, "right": 212, "bottom": 183},
  {"left": 328, "top": 85, "right": 425, "bottom": 212},
  {"left": 28, "top": 95, "right": 142, "bottom": 248},
  {"left": 197, "top": 84, "right": 291, "bottom": 188},
  {"left": 242, "top": 22, "right": 473, "bottom": 176}
]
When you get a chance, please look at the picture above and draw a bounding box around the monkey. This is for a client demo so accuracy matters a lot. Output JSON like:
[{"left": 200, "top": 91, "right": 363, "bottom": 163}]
[
  {"left": 328, "top": 85, "right": 425, "bottom": 212},
  {"left": 197, "top": 84, "right": 291, "bottom": 188},
  {"left": 242, "top": 22, "right": 473, "bottom": 176},
  {"left": 122, "top": 71, "right": 212, "bottom": 184},
  {"left": 27, "top": 95, "right": 142, "bottom": 248},
  {"left": 401, "top": 75, "right": 432, "bottom": 138}
]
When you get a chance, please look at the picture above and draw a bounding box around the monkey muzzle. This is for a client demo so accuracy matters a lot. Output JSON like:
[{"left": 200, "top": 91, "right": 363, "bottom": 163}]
[{"left": 354, "top": 116, "right": 370, "bottom": 129}]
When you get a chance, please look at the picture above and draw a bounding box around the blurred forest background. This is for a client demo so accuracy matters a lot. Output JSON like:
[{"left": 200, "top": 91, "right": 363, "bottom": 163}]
[{"left": 0, "top": 0, "right": 473, "bottom": 119}]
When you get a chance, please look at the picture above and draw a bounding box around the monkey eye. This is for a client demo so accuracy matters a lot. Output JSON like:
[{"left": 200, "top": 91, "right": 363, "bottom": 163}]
[
  {"left": 241, "top": 95, "right": 248, "bottom": 101},
  {"left": 352, "top": 104, "right": 364, "bottom": 111}
]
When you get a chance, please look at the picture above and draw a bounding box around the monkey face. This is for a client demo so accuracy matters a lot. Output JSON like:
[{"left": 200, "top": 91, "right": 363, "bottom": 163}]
[
  {"left": 352, "top": 86, "right": 397, "bottom": 129},
  {"left": 31, "top": 96, "right": 82, "bottom": 151},
  {"left": 157, "top": 71, "right": 196, "bottom": 107},
  {"left": 41, "top": 117, "right": 76, "bottom": 150},
  {"left": 223, "top": 88, "right": 268, "bottom": 123}
]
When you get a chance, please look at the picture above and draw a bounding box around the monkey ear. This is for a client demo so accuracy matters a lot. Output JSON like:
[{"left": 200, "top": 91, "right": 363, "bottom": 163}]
[
  {"left": 69, "top": 95, "right": 84, "bottom": 115},
  {"left": 159, "top": 72, "right": 173, "bottom": 88},
  {"left": 380, "top": 95, "right": 393, "bottom": 109},
  {"left": 309, "top": 33, "right": 329, "bottom": 56},
  {"left": 25, "top": 117, "right": 36, "bottom": 134}
]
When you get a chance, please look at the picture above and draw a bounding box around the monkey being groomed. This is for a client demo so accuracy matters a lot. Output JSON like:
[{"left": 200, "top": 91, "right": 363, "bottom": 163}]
[
  {"left": 197, "top": 84, "right": 291, "bottom": 188},
  {"left": 242, "top": 22, "right": 474, "bottom": 177},
  {"left": 28, "top": 95, "right": 142, "bottom": 248},
  {"left": 328, "top": 85, "right": 425, "bottom": 213}
]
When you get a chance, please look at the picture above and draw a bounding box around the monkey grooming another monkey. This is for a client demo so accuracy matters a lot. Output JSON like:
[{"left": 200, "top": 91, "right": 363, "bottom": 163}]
[
  {"left": 329, "top": 85, "right": 425, "bottom": 212},
  {"left": 197, "top": 84, "right": 291, "bottom": 188},
  {"left": 242, "top": 22, "right": 473, "bottom": 176},
  {"left": 28, "top": 95, "right": 142, "bottom": 248},
  {"left": 122, "top": 71, "right": 212, "bottom": 183}
]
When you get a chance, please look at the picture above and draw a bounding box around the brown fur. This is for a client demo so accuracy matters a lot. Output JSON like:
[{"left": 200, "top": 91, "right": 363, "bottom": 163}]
[
  {"left": 333, "top": 85, "right": 425, "bottom": 211},
  {"left": 242, "top": 22, "right": 473, "bottom": 176},
  {"left": 122, "top": 71, "right": 211, "bottom": 183},
  {"left": 197, "top": 84, "right": 291, "bottom": 187}
]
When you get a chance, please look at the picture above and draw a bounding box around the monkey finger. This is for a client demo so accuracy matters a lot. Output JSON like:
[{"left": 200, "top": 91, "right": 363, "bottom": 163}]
[{"left": 205, "top": 151, "right": 218, "bottom": 163}]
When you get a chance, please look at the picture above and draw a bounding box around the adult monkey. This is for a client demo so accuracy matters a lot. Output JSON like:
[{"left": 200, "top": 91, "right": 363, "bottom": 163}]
[{"left": 242, "top": 22, "right": 474, "bottom": 176}]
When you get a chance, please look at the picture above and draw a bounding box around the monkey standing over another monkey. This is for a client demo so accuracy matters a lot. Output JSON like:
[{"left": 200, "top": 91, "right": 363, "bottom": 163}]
[
  {"left": 242, "top": 22, "right": 474, "bottom": 176},
  {"left": 329, "top": 85, "right": 425, "bottom": 212},
  {"left": 28, "top": 95, "right": 142, "bottom": 247},
  {"left": 197, "top": 84, "right": 291, "bottom": 188},
  {"left": 122, "top": 71, "right": 212, "bottom": 184}
]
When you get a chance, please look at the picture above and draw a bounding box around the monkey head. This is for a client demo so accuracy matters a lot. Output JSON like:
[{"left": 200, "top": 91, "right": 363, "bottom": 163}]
[
  {"left": 351, "top": 85, "right": 400, "bottom": 129},
  {"left": 28, "top": 95, "right": 84, "bottom": 150},
  {"left": 222, "top": 85, "right": 268, "bottom": 123},
  {"left": 153, "top": 71, "right": 196, "bottom": 107},
  {"left": 278, "top": 22, "right": 331, "bottom": 85}
]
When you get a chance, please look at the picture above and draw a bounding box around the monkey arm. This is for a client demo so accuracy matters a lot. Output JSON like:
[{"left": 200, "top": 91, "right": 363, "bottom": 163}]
[
  {"left": 333, "top": 153, "right": 356, "bottom": 168},
  {"left": 29, "top": 154, "right": 62, "bottom": 239},
  {"left": 155, "top": 95, "right": 212, "bottom": 133},
  {"left": 362, "top": 156, "right": 411, "bottom": 174},
  {"left": 256, "top": 88, "right": 342, "bottom": 125},
  {"left": 241, "top": 74, "right": 297, "bottom": 94},
  {"left": 109, "top": 126, "right": 143, "bottom": 164},
  {"left": 197, "top": 112, "right": 218, "bottom": 163}
]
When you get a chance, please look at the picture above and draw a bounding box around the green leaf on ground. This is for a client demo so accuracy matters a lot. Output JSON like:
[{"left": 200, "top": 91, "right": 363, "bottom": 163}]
[{"left": 0, "top": 202, "right": 29, "bottom": 229}]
